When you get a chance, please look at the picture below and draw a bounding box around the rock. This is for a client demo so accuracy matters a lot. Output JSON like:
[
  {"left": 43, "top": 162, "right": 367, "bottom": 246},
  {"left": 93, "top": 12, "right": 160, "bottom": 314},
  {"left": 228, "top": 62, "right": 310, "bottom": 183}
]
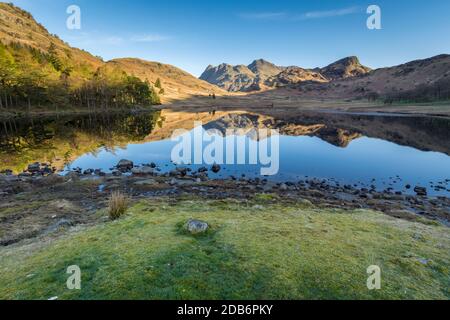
[
  {"left": 45, "top": 219, "right": 74, "bottom": 234},
  {"left": 211, "top": 164, "right": 221, "bottom": 173},
  {"left": 18, "top": 172, "right": 32, "bottom": 178},
  {"left": 0, "top": 169, "right": 13, "bottom": 175},
  {"left": 65, "top": 171, "right": 80, "bottom": 181},
  {"left": 117, "top": 159, "right": 134, "bottom": 171},
  {"left": 185, "top": 219, "right": 209, "bottom": 235},
  {"left": 417, "top": 258, "right": 430, "bottom": 265},
  {"left": 279, "top": 183, "right": 288, "bottom": 191},
  {"left": 387, "top": 209, "right": 418, "bottom": 221},
  {"left": 112, "top": 170, "right": 122, "bottom": 177},
  {"left": 134, "top": 179, "right": 157, "bottom": 186},
  {"left": 131, "top": 166, "right": 154, "bottom": 176},
  {"left": 414, "top": 186, "right": 428, "bottom": 196},
  {"left": 176, "top": 167, "right": 188, "bottom": 177},
  {"left": 94, "top": 169, "right": 106, "bottom": 176},
  {"left": 27, "top": 162, "right": 41, "bottom": 173},
  {"left": 83, "top": 169, "right": 94, "bottom": 175}
]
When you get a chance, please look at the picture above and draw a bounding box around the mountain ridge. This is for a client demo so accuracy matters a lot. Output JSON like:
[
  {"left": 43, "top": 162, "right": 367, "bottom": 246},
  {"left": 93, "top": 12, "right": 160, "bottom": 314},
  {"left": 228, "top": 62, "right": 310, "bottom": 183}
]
[{"left": 200, "top": 57, "right": 372, "bottom": 92}]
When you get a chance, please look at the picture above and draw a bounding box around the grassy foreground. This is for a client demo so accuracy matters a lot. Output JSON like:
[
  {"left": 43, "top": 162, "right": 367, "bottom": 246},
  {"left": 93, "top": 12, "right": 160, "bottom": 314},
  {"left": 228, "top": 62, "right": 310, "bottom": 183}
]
[{"left": 0, "top": 196, "right": 448, "bottom": 300}]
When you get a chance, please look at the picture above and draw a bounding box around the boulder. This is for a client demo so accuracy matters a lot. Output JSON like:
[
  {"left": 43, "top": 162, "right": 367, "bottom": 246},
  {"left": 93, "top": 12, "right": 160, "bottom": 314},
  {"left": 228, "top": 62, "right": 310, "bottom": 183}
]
[
  {"left": 185, "top": 219, "right": 209, "bottom": 235},
  {"left": 211, "top": 164, "right": 221, "bottom": 173},
  {"left": 117, "top": 159, "right": 134, "bottom": 171}
]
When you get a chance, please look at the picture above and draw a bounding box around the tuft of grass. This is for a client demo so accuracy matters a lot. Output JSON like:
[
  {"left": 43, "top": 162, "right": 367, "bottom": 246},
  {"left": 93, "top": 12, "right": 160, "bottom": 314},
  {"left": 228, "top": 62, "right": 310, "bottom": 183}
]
[{"left": 108, "top": 191, "right": 128, "bottom": 220}]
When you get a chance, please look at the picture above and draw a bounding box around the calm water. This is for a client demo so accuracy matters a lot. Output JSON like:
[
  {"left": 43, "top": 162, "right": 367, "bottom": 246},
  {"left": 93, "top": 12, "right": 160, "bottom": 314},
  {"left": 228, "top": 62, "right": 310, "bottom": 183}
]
[{"left": 1, "top": 110, "right": 449, "bottom": 196}]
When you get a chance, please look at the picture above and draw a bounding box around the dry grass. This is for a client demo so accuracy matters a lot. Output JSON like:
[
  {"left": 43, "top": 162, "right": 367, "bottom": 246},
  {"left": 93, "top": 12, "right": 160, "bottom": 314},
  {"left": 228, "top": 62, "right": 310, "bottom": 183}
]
[{"left": 108, "top": 191, "right": 128, "bottom": 220}]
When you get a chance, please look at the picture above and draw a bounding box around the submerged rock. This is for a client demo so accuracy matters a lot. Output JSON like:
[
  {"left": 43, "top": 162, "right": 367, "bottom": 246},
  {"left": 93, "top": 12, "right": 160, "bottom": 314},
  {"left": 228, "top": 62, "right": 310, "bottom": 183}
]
[
  {"left": 414, "top": 186, "right": 428, "bottom": 196},
  {"left": 211, "top": 164, "right": 221, "bottom": 173},
  {"left": 185, "top": 219, "right": 209, "bottom": 235},
  {"left": 198, "top": 167, "right": 208, "bottom": 173}
]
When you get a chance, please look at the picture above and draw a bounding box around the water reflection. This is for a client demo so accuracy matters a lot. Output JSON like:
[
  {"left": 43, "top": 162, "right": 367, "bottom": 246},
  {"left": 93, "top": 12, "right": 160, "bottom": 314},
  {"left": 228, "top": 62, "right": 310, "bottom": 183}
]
[
  {"left": 0, "top": 111, "right": 162, "bottom": 173},
  {"left": 0, "top": 110, "right": 449, "bottom": 196}
]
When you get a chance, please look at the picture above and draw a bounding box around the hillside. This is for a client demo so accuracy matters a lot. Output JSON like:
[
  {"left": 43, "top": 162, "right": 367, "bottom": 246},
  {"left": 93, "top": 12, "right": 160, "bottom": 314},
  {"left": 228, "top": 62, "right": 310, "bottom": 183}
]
[
  {"left": 108, "top": 58, "right": 226, "bottom": 102},
  {"left": 295, "top": 54, "right": 450, "bottom": 102},
  {"left": 0, "top": 2, "right": 223, "bottom": 110},
  {"left": 200, "top": 57, "right": 371, "bottom": 92},
  {"left": 0, "top": 2, "right": 102, "bottom": 72}
]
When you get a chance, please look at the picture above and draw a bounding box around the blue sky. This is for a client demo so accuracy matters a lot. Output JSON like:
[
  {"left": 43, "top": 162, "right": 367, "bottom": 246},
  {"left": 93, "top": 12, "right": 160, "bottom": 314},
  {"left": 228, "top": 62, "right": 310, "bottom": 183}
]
[{"left": 8, "top": 0, "right": 450, "bottom": 76}]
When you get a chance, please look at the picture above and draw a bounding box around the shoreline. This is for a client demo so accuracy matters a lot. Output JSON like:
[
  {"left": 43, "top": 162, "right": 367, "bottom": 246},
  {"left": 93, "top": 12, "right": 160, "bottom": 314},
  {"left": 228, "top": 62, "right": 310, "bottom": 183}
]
[{"left": 1, "top": 161, "right": 449, "bottom": 247}]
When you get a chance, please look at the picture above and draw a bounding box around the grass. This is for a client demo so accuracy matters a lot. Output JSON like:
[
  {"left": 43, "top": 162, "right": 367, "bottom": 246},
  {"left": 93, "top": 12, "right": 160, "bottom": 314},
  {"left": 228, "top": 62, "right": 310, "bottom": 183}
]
[
  {"left": 0, "top": 196, "right": 448, "bottom": 300},
  {"left": 108, "top": 191, "right": 128, "bottom": 220}
]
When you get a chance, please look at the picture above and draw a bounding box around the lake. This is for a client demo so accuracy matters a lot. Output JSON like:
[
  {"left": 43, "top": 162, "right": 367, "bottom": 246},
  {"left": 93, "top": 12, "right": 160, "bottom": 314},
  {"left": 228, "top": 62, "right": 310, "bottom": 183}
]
[{"left": 1, "top": 109, "right": 449, "bottom": 196}]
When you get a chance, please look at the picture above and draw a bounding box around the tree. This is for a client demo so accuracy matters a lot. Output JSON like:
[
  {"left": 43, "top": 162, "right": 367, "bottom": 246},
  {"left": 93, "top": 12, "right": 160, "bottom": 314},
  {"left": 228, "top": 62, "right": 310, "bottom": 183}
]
[{"left": 155, "top": 78, "right": 162, "bottom": 89}]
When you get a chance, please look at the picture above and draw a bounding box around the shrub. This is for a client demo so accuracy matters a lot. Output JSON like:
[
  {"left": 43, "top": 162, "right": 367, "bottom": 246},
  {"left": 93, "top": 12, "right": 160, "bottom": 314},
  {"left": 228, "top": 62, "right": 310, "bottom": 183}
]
[{"left": 108, "top": 191, "right": 128, "bottom": 220}]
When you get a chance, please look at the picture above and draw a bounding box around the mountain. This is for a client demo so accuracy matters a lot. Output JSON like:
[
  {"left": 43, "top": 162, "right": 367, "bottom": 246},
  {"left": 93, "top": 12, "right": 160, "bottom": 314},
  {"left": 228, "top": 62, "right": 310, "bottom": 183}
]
[
  {"left": 247, "top": 59, "right": 285, "bottom": 80},
  {"left": 295, "top": 54, "right": 450, "bottom": 102},
  {"left": 200, "top": 63, "right": 257, "bottom": 92},
  {"left": 265, "top": 66, "right": 328, "bottom": 87},
  {"left": 318, "top": 56, "right": 372, "bottom": 81},
  {"left": 200, "top": 57, "right": 371, "bottom": 92},
  {"left": 200, "top": 59, "right": 287, "bottom": 92}
]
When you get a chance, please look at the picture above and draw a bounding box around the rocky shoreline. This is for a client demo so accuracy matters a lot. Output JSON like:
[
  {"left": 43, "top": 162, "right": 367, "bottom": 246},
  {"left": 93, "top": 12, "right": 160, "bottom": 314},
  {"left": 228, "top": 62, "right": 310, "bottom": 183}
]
[{"left": 1, "top": 160, "right": 449, "bottom": 246}]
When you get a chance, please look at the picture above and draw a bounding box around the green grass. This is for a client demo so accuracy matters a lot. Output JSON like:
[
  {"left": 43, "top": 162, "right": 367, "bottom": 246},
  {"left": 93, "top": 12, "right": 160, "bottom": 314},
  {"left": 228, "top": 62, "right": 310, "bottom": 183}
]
[{"left": 0, "top": 197, "right": 448, "bottom": 300}]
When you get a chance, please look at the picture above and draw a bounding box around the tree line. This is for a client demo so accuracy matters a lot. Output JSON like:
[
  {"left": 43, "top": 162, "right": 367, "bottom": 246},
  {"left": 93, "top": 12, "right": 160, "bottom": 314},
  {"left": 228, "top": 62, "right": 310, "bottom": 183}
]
[
  {"left": 0, "top": 42, "right": 161, "bottom": 111},
  {"left": 382, "top": 77, "right": 450, "bottom": 105}
]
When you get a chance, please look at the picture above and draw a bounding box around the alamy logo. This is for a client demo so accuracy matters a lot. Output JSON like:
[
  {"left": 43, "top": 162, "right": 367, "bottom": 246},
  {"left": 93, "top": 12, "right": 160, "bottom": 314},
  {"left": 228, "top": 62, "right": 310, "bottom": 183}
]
[
  {"left": 367, "top": 265, "right": 381, "bottom": 290},
  {"left": 367, "top": 5, "right": 382, "bottom": 30},
  {"left": 66, "top": 265, "right": 81, "bottom": 290},
  {"left": 171, "top": 122, "right": 280, "bottom": 176},
  {"left": 66, "top": 5, "right": 81, "bottom": 30}
]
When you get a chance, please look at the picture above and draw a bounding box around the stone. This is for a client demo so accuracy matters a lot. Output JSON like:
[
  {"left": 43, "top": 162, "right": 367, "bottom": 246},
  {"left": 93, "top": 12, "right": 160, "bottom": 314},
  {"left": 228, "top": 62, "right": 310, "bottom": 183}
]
[
  {"left": 414, "top": 186, "right": 428, "bottom": 196},
  {"left": 279, "top": 183, "right": 288, "bottom": 191},
  {"left": 131, "top": 166, "right": 154, "bottom": 176},
  {"left": 112, "top": 170, "right": 122, "bottom": 177},
  {"left": 134, "top": 179, "right": 157, "bottom": 186},
  {"left": 45, "top": 219, "right": 74, "bottom": 234},
  {"left": 185, "top": 219, "right": 209, "bottom": 235},
  {"left": 211, "top": 164, "right": 221, "bottom": 173},
  {"left": 176, "top": 167, "right": 188, "bottom": 177},
  {"left": 65, "top": 171, "right": 80, "bottom": 181},
  {"left": 27, "top": 162, "right": 41, "bottom": 173},
  {"left": 117, "top": 159, "right": 134, "bottom": 170}
]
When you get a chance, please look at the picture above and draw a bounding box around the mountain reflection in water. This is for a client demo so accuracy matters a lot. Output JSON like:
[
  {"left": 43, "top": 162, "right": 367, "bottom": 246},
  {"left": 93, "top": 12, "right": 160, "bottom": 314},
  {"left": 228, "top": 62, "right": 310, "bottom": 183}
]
[{"left": 0, "top": 110, "right": 449, "bottom": 196}]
